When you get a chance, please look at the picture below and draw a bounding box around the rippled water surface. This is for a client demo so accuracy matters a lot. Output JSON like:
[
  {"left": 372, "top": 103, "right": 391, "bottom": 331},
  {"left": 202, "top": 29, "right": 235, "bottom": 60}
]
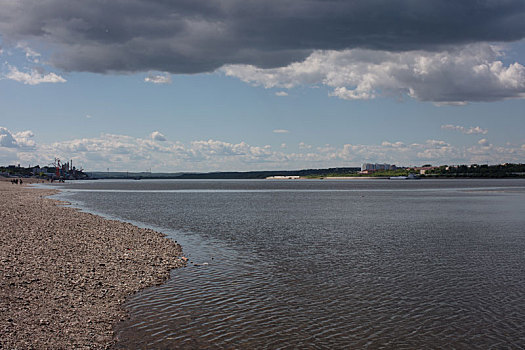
[{"left": 52, "top": 179, "right": 525, "bottom": 349}]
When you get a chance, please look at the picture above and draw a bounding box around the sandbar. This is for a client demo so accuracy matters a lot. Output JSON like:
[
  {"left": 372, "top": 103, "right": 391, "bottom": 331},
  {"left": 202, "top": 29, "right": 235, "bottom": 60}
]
[{"left": 0, "top": 179, "right": 184, "bottom": 349}]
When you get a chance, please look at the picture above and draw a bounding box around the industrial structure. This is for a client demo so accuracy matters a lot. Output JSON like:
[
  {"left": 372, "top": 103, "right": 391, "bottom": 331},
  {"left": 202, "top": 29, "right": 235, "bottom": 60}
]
[{"left": 0, "top": 158, "right": 88, "bottom": 180}]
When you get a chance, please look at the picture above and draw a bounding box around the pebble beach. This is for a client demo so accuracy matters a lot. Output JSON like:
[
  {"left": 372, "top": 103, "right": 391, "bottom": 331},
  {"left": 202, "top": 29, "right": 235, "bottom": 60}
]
[{"left": 0, "top": 180, "right": 185, "bottom": 349}]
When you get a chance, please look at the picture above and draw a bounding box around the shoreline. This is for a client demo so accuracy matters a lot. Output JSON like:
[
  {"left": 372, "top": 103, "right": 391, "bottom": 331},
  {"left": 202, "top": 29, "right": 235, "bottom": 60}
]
[{"left": 0, "top": 179, "right": 185, "bottom": 349}]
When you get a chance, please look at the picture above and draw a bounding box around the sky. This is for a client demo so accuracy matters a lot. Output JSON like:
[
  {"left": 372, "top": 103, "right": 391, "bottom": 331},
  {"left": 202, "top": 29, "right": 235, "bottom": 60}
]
[{"left": 0, "top": 0, "right": 524, "bottom": 172}]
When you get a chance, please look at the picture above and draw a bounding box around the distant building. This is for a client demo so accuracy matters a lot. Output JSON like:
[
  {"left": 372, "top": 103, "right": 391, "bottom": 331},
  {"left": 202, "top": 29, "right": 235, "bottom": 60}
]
[
  {"left": 266, "top": 176, "right": 300, "bottom": 180},
  {"left": 411, "top": 166, "right": 439, "bottom": 175},
  {"left": 358, "top": 169, "right": 376, "bottom": 175},
  {"left": 361, "top": 163, "right": 396, "bottom": 171}
]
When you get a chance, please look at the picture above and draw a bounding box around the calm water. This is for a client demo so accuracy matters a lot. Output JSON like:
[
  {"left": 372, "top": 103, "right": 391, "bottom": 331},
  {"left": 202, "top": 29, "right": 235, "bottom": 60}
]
[{"left": 50, "top": 179, "right": 525, "bottom": 349}]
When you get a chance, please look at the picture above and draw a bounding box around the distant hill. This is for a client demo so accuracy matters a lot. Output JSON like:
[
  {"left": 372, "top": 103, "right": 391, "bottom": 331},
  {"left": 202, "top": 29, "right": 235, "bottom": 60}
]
[
  {"left": 87, "top": 171, "right": 183, "bottom": 179},
  {"left": 87, "top": 167, "right": 361, "bottom": 180}
]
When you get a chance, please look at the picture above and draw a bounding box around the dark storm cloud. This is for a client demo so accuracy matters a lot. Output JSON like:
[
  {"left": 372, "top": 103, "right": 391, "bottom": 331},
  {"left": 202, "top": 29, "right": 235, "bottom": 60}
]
[{"left": 1, "top": 0, "right": 524, "bottom": 73}]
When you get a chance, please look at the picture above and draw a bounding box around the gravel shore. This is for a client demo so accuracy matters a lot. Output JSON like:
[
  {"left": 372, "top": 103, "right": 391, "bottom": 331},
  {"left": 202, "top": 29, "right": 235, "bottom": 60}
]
[{"left": 0, "top": 180, "right": 185, "bottom": 349}]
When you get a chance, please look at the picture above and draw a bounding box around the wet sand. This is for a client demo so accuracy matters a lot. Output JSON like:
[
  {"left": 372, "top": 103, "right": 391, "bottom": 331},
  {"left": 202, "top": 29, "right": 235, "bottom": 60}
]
[{"left": 0, "top": 179, "right": 185, "bottom": 349}]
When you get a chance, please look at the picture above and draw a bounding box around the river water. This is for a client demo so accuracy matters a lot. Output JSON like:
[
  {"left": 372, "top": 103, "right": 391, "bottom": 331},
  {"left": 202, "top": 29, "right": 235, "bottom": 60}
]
[{"left": 50, "top": 179, "right": 525, "bottom": 349}]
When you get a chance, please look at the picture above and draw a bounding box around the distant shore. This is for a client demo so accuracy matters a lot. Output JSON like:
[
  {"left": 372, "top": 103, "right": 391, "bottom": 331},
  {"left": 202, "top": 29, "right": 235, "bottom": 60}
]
[
  {"left": 0, "top": 179, "right": 185, "bottom": 349},
  {"left": 306, "top": 176, "right": 389, "bottom": 179}
]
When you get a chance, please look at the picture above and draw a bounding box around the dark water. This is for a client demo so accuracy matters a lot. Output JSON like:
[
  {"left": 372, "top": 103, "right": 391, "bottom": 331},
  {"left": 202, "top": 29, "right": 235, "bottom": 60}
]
[{"left": 50, "top": 179, "right": 525, "bottom": 349}]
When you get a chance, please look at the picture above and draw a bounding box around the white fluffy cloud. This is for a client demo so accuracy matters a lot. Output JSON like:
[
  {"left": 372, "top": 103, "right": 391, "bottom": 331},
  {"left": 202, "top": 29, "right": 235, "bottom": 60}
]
[
  {"left": 273, "top": 129, "right": 289, "bottom": 134},
  {"left": 0, "top": 127, "right": 35, "bottom": 148},
  {"left": 313, "top": 139, "right": 525, "bottom": 166},
  {"left": 12, "top": 130, "right": 36, "bottom": 148},
  {"left": 0, "top": 127, "right": 36, "bottom": 165},
  {"left": 299, "top": 142, "right": 312, "bottom": 149},
  {"left": 144, "top": 73, "right": 172, "bottom": 84},
  {"left": 441, "top": 124, "right": 488, "bottom": 135},
  {"left": 150, "top": 131, "right": 167, "bottom": 141},
  {"left": 3, "top": 127, "right": 524, "bottom": 171},
  {"left": 478, "top": 138, "right": 491, "bottom": 147},
  {"left": 222, "top": 44, "right": 525, "bottom": 104},
  {"left": 0, "top": 127, "right": 17, "bottom": 148},
  {"left": 5, "top": 65, "right": 66, "bottom": 85},
  {"left": 34, "top": 135, "right": 287, "bottom": 171}
]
